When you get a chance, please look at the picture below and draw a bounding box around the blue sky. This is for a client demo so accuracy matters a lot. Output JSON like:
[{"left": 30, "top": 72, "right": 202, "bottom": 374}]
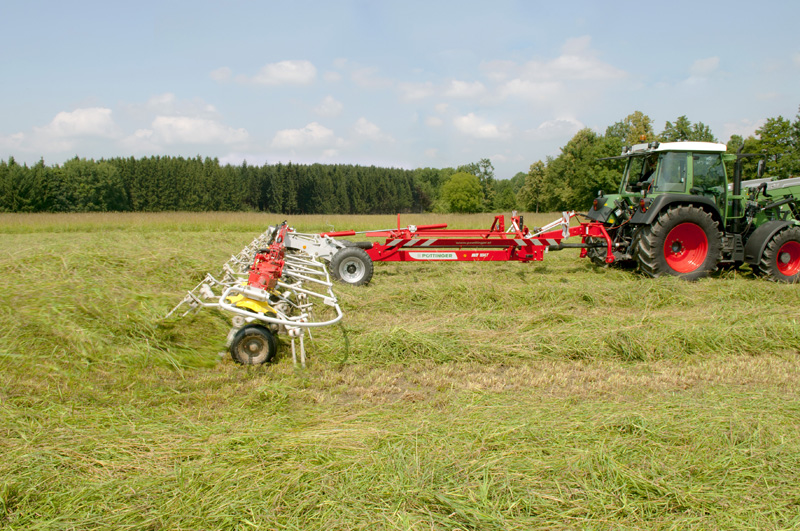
[{"left": 1, "top": 0, "right": 799, "bottom": 179}]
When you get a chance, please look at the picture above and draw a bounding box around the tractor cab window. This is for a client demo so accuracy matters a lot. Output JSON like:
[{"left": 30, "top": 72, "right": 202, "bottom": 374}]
[
  {"left": 691, "top": 153, "right": 726, "bottom": 209},
  {"left": 623, "top": 154, "right": 659, "bottom": 193},
  {"left": 652, "top": 152, "right": 687, "bottom": 193}
]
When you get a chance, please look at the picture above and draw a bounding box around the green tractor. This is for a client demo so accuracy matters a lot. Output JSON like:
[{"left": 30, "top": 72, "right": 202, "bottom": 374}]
[{"left": 585, "top": 141, "right": 800, "bottom": 282}]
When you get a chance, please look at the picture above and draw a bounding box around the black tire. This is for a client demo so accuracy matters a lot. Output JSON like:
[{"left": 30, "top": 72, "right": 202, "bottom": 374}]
[
  {"left": 636, "top": 205, "right": 722, "bottom": 280},
  {"left": 758, "top": 227, "right": 800, "bottom": 283},
  {"left": 586, "top": 229, "right": 639, "bottom": 269},
  {"left": 229, "top": 325, "right": 277, "bottom": 365},
  {"left": 586, "top": 236, "right": 610, "bottom": 267},
  {"left": 330, "top": 247, "right": 374, "bottom": 286}
]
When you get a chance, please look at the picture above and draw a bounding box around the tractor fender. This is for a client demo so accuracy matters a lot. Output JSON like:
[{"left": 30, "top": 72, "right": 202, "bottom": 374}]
[
  {"left": 630, "top": 194, "right": 723, "bottom": 226},
  {"left": 743, "top": 220, "right": 796, "bottom": 266}
]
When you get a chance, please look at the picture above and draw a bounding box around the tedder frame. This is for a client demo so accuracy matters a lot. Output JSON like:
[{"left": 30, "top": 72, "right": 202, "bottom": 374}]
[{"left": 286, "top": 211, "right": 616, "bottom": 286}]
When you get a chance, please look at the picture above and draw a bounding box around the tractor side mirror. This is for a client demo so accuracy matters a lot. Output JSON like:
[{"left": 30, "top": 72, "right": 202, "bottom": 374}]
[{"left": 757, "top": 159, "right": 766, "bottom": 178}]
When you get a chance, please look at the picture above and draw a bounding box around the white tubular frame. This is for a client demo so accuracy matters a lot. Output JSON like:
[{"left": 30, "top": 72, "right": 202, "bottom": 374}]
[
  {"left": 166, "top": 224, "right": 344, "bottom": 329},
  {"left": 283, "top": 231, "right": 345, "bottom": 261}
]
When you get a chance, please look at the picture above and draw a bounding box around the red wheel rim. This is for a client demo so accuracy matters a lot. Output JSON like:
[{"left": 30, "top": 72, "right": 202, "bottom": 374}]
[
  {"left": 776, "top": 240, "right": 800, "bottom": 276},
  {"left": 664, "top": 223, "right": 708, "bottom": 273}
]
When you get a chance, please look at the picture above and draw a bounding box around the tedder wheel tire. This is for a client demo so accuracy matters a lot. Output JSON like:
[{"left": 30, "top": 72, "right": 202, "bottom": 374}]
[
  {"left": 229, "top": 325, "right": 277, "bottom": 365},
  {"left": 636, "top": 205, "right": 722, "bottom": 280},
  {"left": 330, "top": 247, "right": 374, "bottom": 286},
  {"left": 759, "top": 227, "right": 800, "bottom": 283}
]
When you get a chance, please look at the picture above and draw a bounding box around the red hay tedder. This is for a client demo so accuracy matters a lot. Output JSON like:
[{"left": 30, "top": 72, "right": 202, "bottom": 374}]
[{"left": 311, "top": 211, "right": 615, "bottom": 286}]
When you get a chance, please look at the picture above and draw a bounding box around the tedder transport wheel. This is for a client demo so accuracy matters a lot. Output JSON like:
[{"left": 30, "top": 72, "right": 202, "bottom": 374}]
[
  {"left": 759, "top": 227, "right": 800, "bottom": 283},
  {"left": 330, "top": 247, "right": 374, "bottom": 286},
  {"left": 637, "top": 205, "right": 722, "bottom": 280},
  {"left": 229, "top": 325, "right": 277, "bottom": 365}
]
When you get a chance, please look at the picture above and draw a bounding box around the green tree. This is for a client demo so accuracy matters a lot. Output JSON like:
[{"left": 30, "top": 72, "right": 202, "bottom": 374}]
[
  {"left": 542, "top": 128, "right": 622, "bottom": 211},
  {"left": 457, "top": 158, "right": 495, "bottom": 210},
  {"left": 756, "top": 116, "right": 793, "bottom": 179},
  {"left": 517, "top": 161, "right": 546, "bottom": 213},
  {"left": 492, "top": 180, "right": 517, "bottom": 211},
  {"left": 606, "top": 111, "right": 655, "bottom": 145},
  {"left": 509, "top": 172, "right": 527, "bottom": 194},
  {"left": 60, "top": 158, "right": 128, "bottom": 211},
  {"left": 789, "top": 106, "right": 800, "bottom": 176},
  {"left": 441, "top": 172, "right": 482, "bottom": 213},
  {"left": 659, "top": 115, "right": 717, "bottom": 142}
]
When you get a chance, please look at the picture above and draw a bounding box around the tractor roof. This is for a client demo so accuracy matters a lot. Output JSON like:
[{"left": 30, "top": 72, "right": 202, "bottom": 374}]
[
  {"left": 626, "top": 141, "right": 727, "bottom": 155},
  {"left": 599, "top": 141, "right": 728, "bottom": 162}
]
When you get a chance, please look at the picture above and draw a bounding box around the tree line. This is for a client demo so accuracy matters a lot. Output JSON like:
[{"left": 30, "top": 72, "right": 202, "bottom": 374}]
[
  {"left": 2, "top": 107, "right": 798, "bottom": 214},
  {"left": 0, "top": 157, "right": 427, "bottom": 214}
]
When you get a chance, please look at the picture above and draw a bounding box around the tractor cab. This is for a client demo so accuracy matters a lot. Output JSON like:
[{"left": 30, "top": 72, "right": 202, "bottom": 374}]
[
  {"left": 589, "top": 142, "right": 730, "bottom": 225},
  {"left": 620, "top": 142, "right": 727, "bottom": 199}
]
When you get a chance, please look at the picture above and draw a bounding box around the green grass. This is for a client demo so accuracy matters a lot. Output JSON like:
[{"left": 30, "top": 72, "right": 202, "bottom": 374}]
[{"left": 1, "top": 212, "right": 799, "bottom": 530}]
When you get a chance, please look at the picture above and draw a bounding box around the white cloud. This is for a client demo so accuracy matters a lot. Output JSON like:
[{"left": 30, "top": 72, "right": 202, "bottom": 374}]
[
  {"left": 35, "top": 107, "right": 117, "bottom": 138},
  {"left": 444, "top": 80, "right": 487, "bottom": 99},
  {"left": 482, "top": 36, "right": 627, "bottom": 106},
  {"left": 314, "top": 96, "right": 343, "bottom": 117},
  {"left": 521, "top": 37, "right": 626, "bottom": 81},
  {"left": 453, "top": 113, "right": 505, "bottom": 139},
  {"left": 323, "top": 71, "right": 342, "bottom": 82},
  {"left": 499, "top": 79, "right": 561, "bottom": 101},
  {"left": 689, "top": 57, "right": 720, "bottom": 77},
  {"left": 353, "top": 117, "right": 393, "bottom": 142},
  {"left": 126, "top": 93, "right": 219, "bottom": 120},
  {"left": 2, "top": 107, "right": 120, "bottom": 153},
  {"left": 480, "top": 60, "right": 517, "bottom": 83},
  {"left": 425, "top": 116, "right": 443, "bottom": 127},
  {"left": 721, "top": 118, "right": 765, "bottom": 142},
  {"left": 150, "top": 116, "right": 248, "bottom": 144},
  {"left": 210, "top": 67, "right": 232, "bottom": 82},
  {"left": 271, "top": 122, "right": 343, "bottom": 149},
  {"left": 119, "top": 128, "right": 161, "bottom": 153},
  {"left": 529, "top": 117, "right": 585, "bottom": 140},
  {"left": 252, "top": 60, "right": 317, "bottom": 86},
  {"left": 354, "top": 117, "right": 380, "bottom": 137},
  {"left": 424, "top": 148, "right": 438, "bottom": 159},
  {"left": 351, "top": 67, "right": 392, "bottom": 89},
  {"left": 0, "top": 132, "right": 26, "bottom": 152},
  {"left": 398, "top": 82, "right": 435, "bottom": 101}
]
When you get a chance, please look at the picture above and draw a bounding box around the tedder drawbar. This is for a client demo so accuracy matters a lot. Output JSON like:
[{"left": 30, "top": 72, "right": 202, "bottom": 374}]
[{"left": 166, "top": 211, "right": 615, "bottom": 365}]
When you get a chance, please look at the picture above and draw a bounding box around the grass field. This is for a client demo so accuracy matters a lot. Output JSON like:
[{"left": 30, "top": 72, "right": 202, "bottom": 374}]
[{"left": 1, "top": 212, "right": 799, "bottom": 530}]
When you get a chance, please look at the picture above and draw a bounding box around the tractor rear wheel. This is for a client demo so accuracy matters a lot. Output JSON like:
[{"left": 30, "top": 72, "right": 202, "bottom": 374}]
[
  {"left": 759, "top": 227, "right": 800, "bottom": 283},
  {"left": 637, "top": 205, "right": 722, "bottom": 280},
  {"left": 330, "top": 247, "right": 374, "bottom": 286},
  {"left": 229, "top": 325, "right": 277, "bottom": 365}
]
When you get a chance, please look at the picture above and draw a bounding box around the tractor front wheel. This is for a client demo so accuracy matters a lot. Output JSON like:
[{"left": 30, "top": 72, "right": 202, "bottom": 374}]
[
  {"left": 229, "top": 325, "right": 277, "bottom": 365},
  {"left": 637, "top": 205, "right": 722, "bottom": 280},
  {"left": 330, "top": 247, "right": 374, "bottom": 286},
  {"left": 759, "top": 227, "right": 800, "bottom": 283}
]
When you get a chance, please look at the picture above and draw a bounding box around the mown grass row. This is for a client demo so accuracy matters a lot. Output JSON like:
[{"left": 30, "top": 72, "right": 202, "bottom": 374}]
[{"left": 1, "top": 213, "right": 799, "bottom": 529}]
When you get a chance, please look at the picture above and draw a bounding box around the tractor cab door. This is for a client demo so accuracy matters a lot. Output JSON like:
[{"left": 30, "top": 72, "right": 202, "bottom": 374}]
[
  {"left": 651, "top": 151, "right": 688, "bottom": 193},
  {"left": 690, "top": 153, "right": 727, "bottom": 215}
]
